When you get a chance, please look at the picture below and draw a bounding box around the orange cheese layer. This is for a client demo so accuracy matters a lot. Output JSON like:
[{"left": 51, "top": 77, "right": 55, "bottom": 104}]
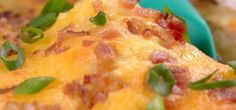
[{"left": 0, "top": 0, "right": 236, "bottom": 110}]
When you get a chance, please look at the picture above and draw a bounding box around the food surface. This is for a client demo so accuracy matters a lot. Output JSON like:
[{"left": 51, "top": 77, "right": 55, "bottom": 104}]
[
  {"left": 0, "top": 0, "right": 236, "bottom": 110},
  {"left": 192, "top": 0, "right": 236, "bottom": 62}
]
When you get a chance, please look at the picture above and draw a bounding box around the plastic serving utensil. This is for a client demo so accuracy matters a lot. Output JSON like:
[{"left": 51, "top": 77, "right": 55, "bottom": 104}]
[{"left": 140, "top": 0, "right": 218, "bottom": 59}]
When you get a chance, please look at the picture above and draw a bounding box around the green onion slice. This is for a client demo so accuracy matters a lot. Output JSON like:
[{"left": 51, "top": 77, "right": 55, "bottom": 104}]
[
  {"left": 0, "top": 41, "right": 25, "bottom": 71},
  {"left": 29, "top": 13, "right": 58, "bottom": 30},
  {"left": 89, "top": 11, "right": 107, "bottom": 26},
  {"left": 41, "top": 0, "right": 73, "bottom": 15},
  {"left": 190, "top": 69, "right": 219, "bottom": 85},
  {"left": 148, "top": 64, "right": 175, "bottom": 96},
  {"left": 20, "top": 27, "right": 44, "bottom": 44},
  {"left": 14, "top": 76, "right": 55, "bottom": 95},
  {"left": 163, "top": 6, "right": 173, "bottom": 15},
  {"left": 189, "top": 80, "right": 236, "bottom": 90},
  {"left": 227, "top": 61, "right": 236, "bottom": 72},
  {"left": 147, "top": 95, "right": 165, "bottom": 110},
  {"left": 21, "top": 0, "right": 73, "bottom": 44},
  {"left": 188, "top": 69, "right": 236, "bottom": 90}
]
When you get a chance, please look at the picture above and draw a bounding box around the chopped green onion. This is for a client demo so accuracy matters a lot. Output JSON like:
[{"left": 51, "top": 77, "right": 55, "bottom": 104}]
[
  {"left": 227, "top": 61, "right": 236, "bottom": 72},
  {"left": 183, "top": 31, "right": 191, "bottom": 43},
  {"left": 147, "top": 95, "right": 165, "bottom": 110},
  {"left": 20, "top": 27, "right": 44, "bottom": 44},
  {"left": 189, "top": 80, "right": 236, "bottom": 90},
  {"left": 0, "top": 41, "right": 25, "bottom": 71},
  {"left": 190, "top": 69, "right": 219, "bottom": 85},
  {"left": 29, "top": 13, "right": 58, "bottom": 30},
  {"left": 188, "top": 69, "right": 236, "bottom": 90},
  {"left": 41, "top": 0, "right": 73, "bottom": 15},
  {"left": 90, "top": 11, "right": 107, "bottom": 26},
  {"left": 163, "top": 6, "right": 173, "bottom": 15},
  {"left": 14, "top": 76, "right": 55, "bottom": 95},
  {"left": 21, "top": 0, "right": 73, "bottom": 44},
  {"left": 148, "top": 64, "right": 175, "bottom": 96}
]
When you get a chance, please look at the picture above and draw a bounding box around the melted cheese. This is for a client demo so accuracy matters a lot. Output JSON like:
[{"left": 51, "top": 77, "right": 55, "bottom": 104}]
[{"left": 0, "top": 0, "right": 236, "bottom": 110}]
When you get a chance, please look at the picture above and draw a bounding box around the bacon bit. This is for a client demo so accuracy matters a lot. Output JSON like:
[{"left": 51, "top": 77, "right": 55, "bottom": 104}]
[
  {"left": 156, "top": 15, "right": 187, "bottom": 43},
  {"left": 119, "top": 0, "right": 138, "bottom": 9},
  {"left": 45, "top": 41, "right": 67, "bottom": 56},
  {"left": 0, "top": 86, "right": 16, "bottom": 95},
  {"left": 45, "top": 24, "right": 89, "bottom": 56},
  {"left": 54, "top": 46, "right": 70, "bottom": 54},
  {"left": 64, "top": 73, "right": 124, "bottom": 108},
  {"left": 127, "top": 18, "right": 146, "bottom": 34},
  {"left": 99, "top": 28, "right": 121, "bottom": 40},
  {"left": 3, "top": 102, "right": 61, "bottom": 110},
  {"left": 142, "top": 28, "right": 161, "bottom": 38},
  {"left": 169, "top": 65, "right": 189, "bottom": 94},
  {"left": 95, "top": 42, "right": 117, "bottom": 72},
  {"left": 64, "top": 80, "right": 81, "bottom": 96},
  {"left": 92, "top": 0, "right": 103, "bottom": 12},
  {"left": 126, "top": 18, "right": 162, "bottom": 39},
  {"left": 58, "top": 24, "right": 89, "bottom": 40},
  {"left": 149, "top": 51, "right": 169, "bottom": 64},
  {"left": 209, "top": 88, "right": 236, "bottom": 103},
  {"left": 157, "top": 19, "right": 169, "bottom": 30},
  {"left": 62, "top": 30, "right": 90, "bottom": 38},
  {"left": 134, "top": 7, "right": 162, "bottom": 19},
  {"left": 82, "top": 40, "right": 95, "bottom": 47},
  {"left": 172, "top": 31, "right": 185, "bottom": 43},
  {"left": 143, "top": 29, "right": 153, "bottom": 37},
  {"left": 168, "top": 17, "right": 186, "bottom": 33}
]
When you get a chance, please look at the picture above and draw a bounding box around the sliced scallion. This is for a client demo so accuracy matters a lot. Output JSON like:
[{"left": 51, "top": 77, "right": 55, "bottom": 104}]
[
  {"left": 89, "top": 11, "right": 107, "bottom": 26},
  {"left": 188, "top": 69, "right": 236, "bottom": 90},
  {"left": 147, "top": 95, "right": 165, "bottom": 110},
  {"left": 163, "top": 6, "right": 173, "bottom": 15},
  {"left": 0, "top": 41, "right": 25, "bottom": 71},
  {"left": 20, "top": 27, "right": 44, "bottom": 44},
  {"left": 29, "top": 13, "right": 58, "bottom": 30},
  {"left": 189, "top": 80, "right": 236, "bottom": 90},
  {"left": 14, "top": 76, "right": 55, "bottom": 95},
  {"left": 21, "top": 0, "right": 73, "bottom": 44},
  {"left": 41, "top": 0, "right": 73, "bottom": 15},
  {"left": 148, "top": 64, "right": 175, "bottom": 96}
]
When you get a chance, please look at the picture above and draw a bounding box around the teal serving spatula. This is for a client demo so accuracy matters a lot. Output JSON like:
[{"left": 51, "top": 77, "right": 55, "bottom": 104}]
[{"left": 140, "top": 0, "right": 218, "bottom": 60}]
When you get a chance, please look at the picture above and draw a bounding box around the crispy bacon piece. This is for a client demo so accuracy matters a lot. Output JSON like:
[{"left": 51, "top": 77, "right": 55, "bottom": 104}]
[
  {"left": 126, "top": 18, "right": 161, "bottom": 39},
  {"left": 64, "top": 73, "right": 124, "bottom": 108},
  {"left": 119, "top": 0, "right": 138, "bottom": 9},
  {"left": 82, "top": 40, "right": 95, "bottom": 47},
  {"left": 0, "top": 86, "right": 16, "bottom": 95},
  {"left": 149, "top": 51, "right": 169, "bottom": 64},
  {"left": 62, "top": 31, "right": 90, "bottom": 38},
  {"left": 134, "top": 7, "right": 162, "bottom": 19},
  {"left": 92, "top": 0, "right": 103, "bottom": 12},
  {"left": 168, "top": 65, "right": 189, "bottom": 94},
  {"left": 209, "top": 88, "right": 236, "bottom": 103},
  {"left": 45, "top": 24, "right": 89, "bottom": 55},
  {"left": 3, "top": 102, "right": 61, "bottom": 110},
  {"left": 156, "top": 15, "right": 187, "bottom": 43},
  {"left": 99, "top": 28, "right": 121, "bottom": 40},
  {"left": 95, "top": 42, "right": 117, "bottom": 72},
  {"left": 127, "top": 18, "right": 146, "bottom": 34}
]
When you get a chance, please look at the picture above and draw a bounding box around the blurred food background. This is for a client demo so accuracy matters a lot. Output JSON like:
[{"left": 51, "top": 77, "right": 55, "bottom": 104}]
[
  {"left": 0, "top": 0, "right": 236, "bottom": 62},
  {"left": 192, "top": 0, "right": 236, "bottom": 62}
]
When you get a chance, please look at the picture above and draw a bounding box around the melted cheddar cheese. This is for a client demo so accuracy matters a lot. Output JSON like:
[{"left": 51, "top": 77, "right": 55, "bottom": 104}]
[{"left": 0, "top": 0, "right": 236, "bottom": 110}]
